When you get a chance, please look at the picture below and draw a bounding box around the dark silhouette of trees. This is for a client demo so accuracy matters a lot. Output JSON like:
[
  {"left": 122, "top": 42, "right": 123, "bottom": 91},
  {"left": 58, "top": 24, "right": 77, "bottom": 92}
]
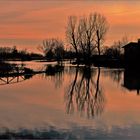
[
  {"left": 103, "top": 36, "right": 128, "bottom": 59},
  {"left": 66, "top": 16, "right": 80, "bottom": 61},
  {"left": 94, "top": 13, "right": 109, "bottom": 55},
  {"left": 54, "top": 44, "right": 64, "bottom": 63},
  {"left": 0, "top": 46, "right": 43, "bottom": 61},
  {"left": 103, "top": 47, "right": 121, "bottom": 59},
  {"left": 39, "top": 38, "right": 64, "bottom": 62},
  {"left": 66, "top": 13, "right": 108, "bottom": 63},
  {"left": 12, "top": 46, "right": 18, "bottom": 54}
]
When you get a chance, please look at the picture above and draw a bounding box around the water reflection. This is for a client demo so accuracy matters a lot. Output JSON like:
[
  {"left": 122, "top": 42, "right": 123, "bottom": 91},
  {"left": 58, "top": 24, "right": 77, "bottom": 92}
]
[
  {"left": 1, "top": 61, "right": 140, "bottom": 117},
  {"left": 102, "top": 66, "right": 140, "bottom": 94},
  {"left": 123, "top": 67, "right": 140, "bottom": 95},
  {"left": 0, "top": 62, "right": 140, "bottom": 139},
  {"left": 44, "top": 64, "right": 64, "bottom": 88},
  {"left": 37, "top": 64, "right": 105, "bottom": 118},
  {"left": 0, "top": 62, "right": 34, "bottom": 85},
  {"left": 45, "top": 64, "right": 64, "bottom": 76},
  {"left": 102, "top": 68, "right": 123, "bottom": 84},
  {"left": 65, "top": 66, "right": 105, "bottom": 118}
]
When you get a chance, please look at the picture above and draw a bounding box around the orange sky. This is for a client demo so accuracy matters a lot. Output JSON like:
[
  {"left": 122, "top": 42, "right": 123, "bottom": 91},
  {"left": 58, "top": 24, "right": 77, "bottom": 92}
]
[{"left": 0, "top": 0, "right": 140, "bottom": 52}]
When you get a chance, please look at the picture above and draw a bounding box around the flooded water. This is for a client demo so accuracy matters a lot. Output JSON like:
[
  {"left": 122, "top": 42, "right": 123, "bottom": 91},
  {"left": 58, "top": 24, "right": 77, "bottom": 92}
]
[{"left": 0, "top": 61, "right": 140, "bottom": 139}]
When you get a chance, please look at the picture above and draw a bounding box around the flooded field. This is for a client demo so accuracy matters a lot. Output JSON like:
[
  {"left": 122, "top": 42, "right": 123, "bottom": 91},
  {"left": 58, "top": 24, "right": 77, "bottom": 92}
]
[{"left": 0, "top": 61, "right": 139, "bottom": 139}]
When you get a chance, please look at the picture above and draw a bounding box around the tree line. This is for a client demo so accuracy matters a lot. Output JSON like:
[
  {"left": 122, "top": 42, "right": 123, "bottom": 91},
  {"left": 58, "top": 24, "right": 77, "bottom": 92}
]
[
  {"left": 0, "top": 46, "right": 43, "bottom": 61},
  {"left": 0, "top": 12, "right": 128, "bottom": 64},
  {"left": 39, "top": 12, "right": 128, "bottom": 64}
]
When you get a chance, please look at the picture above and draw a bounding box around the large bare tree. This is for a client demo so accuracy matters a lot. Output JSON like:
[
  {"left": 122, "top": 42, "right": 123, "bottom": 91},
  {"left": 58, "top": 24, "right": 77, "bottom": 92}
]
[
  {"left": 94, "top": 13, "right": 109, "bottom": 55},
  {"left": 66, "top": 16, "right": 79, "bottom": 58},
  {"left": 66, "top": 13, "right": 108, "bottom": 62}
]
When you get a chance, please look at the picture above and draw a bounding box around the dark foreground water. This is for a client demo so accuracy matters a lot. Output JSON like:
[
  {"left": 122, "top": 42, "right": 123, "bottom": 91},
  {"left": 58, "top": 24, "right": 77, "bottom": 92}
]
[{"left": 0, "top": 61, "right": 140, "bottom": 139}]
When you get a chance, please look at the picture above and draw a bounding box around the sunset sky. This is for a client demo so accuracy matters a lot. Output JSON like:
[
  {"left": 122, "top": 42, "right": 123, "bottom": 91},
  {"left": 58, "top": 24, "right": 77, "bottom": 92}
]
[{"left": 0, "top": 0, "right": 140, "bottom": 52}]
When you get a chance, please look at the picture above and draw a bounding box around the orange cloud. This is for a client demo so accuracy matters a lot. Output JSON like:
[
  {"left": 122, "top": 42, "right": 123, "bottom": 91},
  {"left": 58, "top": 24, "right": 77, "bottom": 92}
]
[{"left": 0, "top": 0, "right": 140, "bottom": 51}]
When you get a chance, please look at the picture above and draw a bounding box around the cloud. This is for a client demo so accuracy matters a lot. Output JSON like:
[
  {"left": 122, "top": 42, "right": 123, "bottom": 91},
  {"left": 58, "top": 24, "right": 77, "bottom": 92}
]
[{"left": 0, "top": 0, "right": 140, "bottom": 50}]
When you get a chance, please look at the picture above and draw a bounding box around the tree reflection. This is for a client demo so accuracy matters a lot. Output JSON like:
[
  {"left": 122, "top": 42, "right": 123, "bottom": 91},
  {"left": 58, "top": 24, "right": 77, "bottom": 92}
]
[
  {"left": 103, "top": 69, "right": 123, "bottom": 84},
  {"left": 44, "top": 64, "right": 64, "bottom": 88},
  {"left": 0, "top": 63, "right": 34, "bottom": 86},
  {"left": 123, "top": 67, "right": 140, "bottom": 95},
  {"left": 65, "top": 66, "right": 105, "bottom": 118}
]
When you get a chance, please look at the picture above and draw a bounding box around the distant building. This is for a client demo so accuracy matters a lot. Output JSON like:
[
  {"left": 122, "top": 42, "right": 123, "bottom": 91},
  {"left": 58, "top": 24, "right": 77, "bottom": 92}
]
[
  {"left": 123, "top": 39, "right": 140, "bottom": 94},
  {"left": 123, "top": 39, "right": 140, "bottom": 63}
]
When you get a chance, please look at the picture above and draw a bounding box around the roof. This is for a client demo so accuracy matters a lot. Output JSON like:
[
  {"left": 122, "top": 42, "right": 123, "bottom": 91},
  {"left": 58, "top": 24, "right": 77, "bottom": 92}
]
[{"left": 122, "top": 42, "right": 139, "bottom": 48}]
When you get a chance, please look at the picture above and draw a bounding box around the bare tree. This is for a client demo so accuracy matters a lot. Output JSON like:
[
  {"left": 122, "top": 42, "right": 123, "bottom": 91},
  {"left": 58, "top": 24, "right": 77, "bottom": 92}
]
[
  {"left": 38, "top": 38, "right": 64, "bottom": 61},
  {"left": 77, "top": 14, "right": 97, "bottom": 61},
  {"left": 66, "top": 13, "right": 108, "bottom": 63},
  {"left": 103, "top": 36, "right": 129, "bottom": 58},
  {"left": 111, "top": 36, "right": 128, "bottom": 55},
  {"left": 94, "top": 13, "right": 109, "bottom": 55},
  {"left": 66, "top": 16, "right": 79, "bottom": 59}
]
